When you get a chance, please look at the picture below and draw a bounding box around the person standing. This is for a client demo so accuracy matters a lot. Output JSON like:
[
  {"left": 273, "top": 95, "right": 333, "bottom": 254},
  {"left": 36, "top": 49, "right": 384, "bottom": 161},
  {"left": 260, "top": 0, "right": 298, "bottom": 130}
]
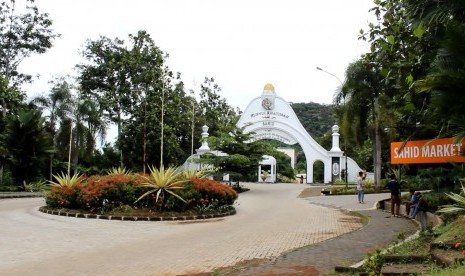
[
  {"left": 357, "top": 171, "right": 365, "bottom": 203},
  {"left": 384, "top": 174, "right": 401, "bottom": 217}
]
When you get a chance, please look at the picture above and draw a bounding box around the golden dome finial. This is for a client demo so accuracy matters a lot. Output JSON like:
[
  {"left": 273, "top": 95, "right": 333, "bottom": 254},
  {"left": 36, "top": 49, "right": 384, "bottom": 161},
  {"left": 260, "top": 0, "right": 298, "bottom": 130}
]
[{"left": 263, "top": 83, "right": 275, "bottom": 92}]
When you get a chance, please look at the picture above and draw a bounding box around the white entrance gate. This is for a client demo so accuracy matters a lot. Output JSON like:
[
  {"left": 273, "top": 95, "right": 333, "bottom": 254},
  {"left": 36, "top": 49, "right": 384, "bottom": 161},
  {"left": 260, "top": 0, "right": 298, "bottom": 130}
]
[{"left": 236, "top": 83, "right": 362, "bottom": 183}]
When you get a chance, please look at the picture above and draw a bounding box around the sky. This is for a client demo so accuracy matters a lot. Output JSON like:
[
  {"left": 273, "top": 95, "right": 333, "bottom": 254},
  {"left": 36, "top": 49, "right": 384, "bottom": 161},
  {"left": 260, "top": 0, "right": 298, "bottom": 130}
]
[{"left": 20, "top": 0, "right": 377, "bottom": 111}]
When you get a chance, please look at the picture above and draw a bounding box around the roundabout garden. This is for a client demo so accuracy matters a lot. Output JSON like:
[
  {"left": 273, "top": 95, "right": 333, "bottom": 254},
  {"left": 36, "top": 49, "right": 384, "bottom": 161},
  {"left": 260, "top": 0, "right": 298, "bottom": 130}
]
[{"left": 41, "top": 166, "right": 238, "bottom": 221}]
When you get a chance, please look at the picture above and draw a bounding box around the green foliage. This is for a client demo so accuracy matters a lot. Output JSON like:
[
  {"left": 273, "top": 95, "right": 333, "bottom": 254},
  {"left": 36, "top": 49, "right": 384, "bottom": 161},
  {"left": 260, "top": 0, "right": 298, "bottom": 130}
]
[
  {"left": 135, "top": 165, "right": 187, "bottom": 206},
  {"left": 270, "top": 148, "right": 295, "bottom": 180},
  {"left": 438, "top": 184, "right": 465, "bottom": 215},
  {"left": 429, "top": 264, "right": 465, "bottom": 276},
  {"left": 93, "top": 144, "right": 120, "bottom": 172},
  {"left": 198, "top": 77, "right": 239, "bottom": 137},
  {"left": 204, "top": 127, "right": 274, "bottom": 181},
  {"left": 433, "top": 216, "right": 465, "bottom": 244},
  {"left": 0, "top": 0, "right": 59, "bottom": 87},
  {"left": 23, "top": 180, "right": 48, "bottom": 192},
  {"left": 387, "top": 230, "right": 434, "bottom": 256},
  {"left": 78, "top": 31, "right": 195, "bottom": 168},
  {"left": 290, "top": 102, "right": 335, "bottom": 139},
  {"left": 363, "top": 248, "right": 384, "bottom": 276},
  {"left": 405, "top": 0, "right": 465, "bottom": 142},
  {"left": 0, "top": 168, "right": 14, "bottom": 190},
  {"left": 351, "top": 139, "right": 374, "bottom": 172},
  {"left": 313, "top": 160, "right": 324, "bottom": 183},
  {"left": 1, "top": 108, "right": 53, "bottom": 184}
]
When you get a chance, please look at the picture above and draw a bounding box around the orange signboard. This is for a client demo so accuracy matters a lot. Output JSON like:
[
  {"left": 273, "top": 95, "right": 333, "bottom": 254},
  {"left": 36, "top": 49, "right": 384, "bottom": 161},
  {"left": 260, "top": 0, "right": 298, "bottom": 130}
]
[{"left": 391, "top": 138, "right": 465, "bottom": 164}]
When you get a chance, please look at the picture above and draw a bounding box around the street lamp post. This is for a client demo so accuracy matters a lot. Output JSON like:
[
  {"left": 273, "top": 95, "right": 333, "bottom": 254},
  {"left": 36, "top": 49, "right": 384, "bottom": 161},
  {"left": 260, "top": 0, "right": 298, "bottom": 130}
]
[
  {"left": 316, "top": 67, "right": 348, "bottom": 185},
  {"left": 190, "top": 90, "right": 195, "bottom": 158}
]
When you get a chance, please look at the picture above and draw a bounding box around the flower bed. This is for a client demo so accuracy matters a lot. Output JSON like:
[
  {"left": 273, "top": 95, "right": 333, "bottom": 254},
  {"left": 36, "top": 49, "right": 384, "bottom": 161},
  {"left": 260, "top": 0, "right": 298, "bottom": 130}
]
[{"left": 44, "top": 171, "right": 238, "bottom": 220}]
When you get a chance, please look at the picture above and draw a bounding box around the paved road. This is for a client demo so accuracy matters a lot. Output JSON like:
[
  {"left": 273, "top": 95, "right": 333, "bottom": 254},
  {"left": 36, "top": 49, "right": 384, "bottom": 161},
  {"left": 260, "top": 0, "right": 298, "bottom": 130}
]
[
  {"left": 229, "top": 190, "right": 418, "bottom": 275},
  {"left": 0, "top": 183, "right": 368, "bottom": 276}
]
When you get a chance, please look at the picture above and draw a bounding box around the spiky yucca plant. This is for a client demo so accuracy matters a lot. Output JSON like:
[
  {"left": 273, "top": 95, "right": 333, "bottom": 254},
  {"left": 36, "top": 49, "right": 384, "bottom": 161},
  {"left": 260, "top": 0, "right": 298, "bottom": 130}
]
[
  {"left": 181, "top": 169, "right": 208, "bottom": 179},
  {"left": 48, "top": 172, "right": 83, "bottom": 188},
  {"left": 23, "top": 180, "right": 49, "bottom": 192},
  {"left": 438, "top": 183, "right": 465, "bottom": 215},
  {"left": 107, "top": 167, "right": 131, "bottom": 176},
  {"left": 135, "top": 165, "right": 187, "bottom": 206}
]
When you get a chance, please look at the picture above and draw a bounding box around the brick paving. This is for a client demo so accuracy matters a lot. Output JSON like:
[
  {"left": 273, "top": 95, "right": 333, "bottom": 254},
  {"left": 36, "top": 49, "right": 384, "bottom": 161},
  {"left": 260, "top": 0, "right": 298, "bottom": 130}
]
[{"left": 0, "top": 184, "right": 417, "bottom": 276}]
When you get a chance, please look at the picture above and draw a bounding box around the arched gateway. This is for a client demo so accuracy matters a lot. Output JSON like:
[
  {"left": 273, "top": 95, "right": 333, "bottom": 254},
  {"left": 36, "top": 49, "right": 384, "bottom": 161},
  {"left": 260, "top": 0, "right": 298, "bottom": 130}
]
[{"left": 237, "top": 84, "right": 363, "bottom": 183}]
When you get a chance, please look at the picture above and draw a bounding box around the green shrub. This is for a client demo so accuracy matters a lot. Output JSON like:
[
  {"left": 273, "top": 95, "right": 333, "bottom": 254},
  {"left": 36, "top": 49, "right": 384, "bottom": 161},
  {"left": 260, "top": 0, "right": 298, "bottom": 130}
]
[
  {"left": 363, "top": 248, "right": 384, "bottom": 276},
  {"left": 0, "top": 169, "right": 16, "bottom": 190}
]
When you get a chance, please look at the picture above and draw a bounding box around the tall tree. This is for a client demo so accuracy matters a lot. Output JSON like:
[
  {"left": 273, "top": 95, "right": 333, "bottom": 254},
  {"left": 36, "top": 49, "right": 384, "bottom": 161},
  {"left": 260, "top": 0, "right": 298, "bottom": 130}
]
[
  {"left": 336, "top": 0, "right": 439, "bottom": 185},
  {"left": 0, "top": 0, "right": 59, "bottom": 114},
  {"left": 336, "top": 60, "right": 386, "bottom": 186},
  {"left": 125, "top": 30, "right": 165, "bottom": 172},
  {"left": 0, "top": 0, "right": 58, "bottom": 184},
  {"left": 198, "top": 77, "right": 239, "bottom": 136},
  {"left": 78, "top": 36, "right": 133, "bottom": 167},
  {"left": 405, "top": 0, "right": 465, "bottom": 142}
]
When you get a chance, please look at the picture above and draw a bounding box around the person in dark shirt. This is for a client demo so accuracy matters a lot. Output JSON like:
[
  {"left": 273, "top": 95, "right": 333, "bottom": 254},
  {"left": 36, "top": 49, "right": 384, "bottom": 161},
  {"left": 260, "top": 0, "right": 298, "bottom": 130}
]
[{"left": 384, "top": 174, "right": 401, "bottom": 217}]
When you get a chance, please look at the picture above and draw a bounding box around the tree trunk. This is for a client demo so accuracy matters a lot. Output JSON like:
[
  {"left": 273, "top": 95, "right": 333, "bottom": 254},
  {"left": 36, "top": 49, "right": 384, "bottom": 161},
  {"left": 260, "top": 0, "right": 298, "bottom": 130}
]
[
  {"left": 143, "top": 106, "right": 147, "bottom": 174},
  {"left": 116, "top": 111, "right": 124, "bottom": 168},
  {"left": 374, "top": 127, "right": 382, "bottom": 187}
]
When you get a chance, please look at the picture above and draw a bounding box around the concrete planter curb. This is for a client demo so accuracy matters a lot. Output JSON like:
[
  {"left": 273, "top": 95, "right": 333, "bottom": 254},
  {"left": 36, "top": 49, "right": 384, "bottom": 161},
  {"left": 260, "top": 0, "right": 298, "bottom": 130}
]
[{"left": 38, "top": 206, "right": 236, "bottom": 222}]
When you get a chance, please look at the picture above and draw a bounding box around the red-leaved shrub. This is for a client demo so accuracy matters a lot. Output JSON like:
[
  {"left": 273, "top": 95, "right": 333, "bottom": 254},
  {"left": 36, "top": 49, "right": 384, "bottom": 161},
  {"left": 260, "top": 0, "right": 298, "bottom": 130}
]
[{"left": 189, "top": 177, "right": 238, "bottom": 206}]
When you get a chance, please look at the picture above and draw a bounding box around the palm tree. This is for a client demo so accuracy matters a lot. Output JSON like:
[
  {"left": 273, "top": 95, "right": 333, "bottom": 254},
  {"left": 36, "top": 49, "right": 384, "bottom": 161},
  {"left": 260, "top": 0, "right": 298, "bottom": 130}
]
[
  {"left": 336, "top": 60, "right": 392, "bottom": 187},
  {"left": 30, "top": 79, "right": 73, "bottom": 180},
  {"left": 79, "top": 96, "right": 107, "bottom": 158},
  {"left": 32, "top": 80, "right": 108, "bottom": 176},
  {"left": 71, "top": 93, "right": 107, "bottom": 170}
]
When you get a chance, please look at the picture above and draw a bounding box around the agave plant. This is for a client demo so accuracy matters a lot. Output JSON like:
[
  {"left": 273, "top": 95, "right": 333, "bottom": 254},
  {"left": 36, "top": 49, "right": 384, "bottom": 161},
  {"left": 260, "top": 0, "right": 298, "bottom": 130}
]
[
  {"left": 135, "top": 165, "right": 187, "bottom": 206},
  {"left": 48, "top": 172, "right": 83, "bottom": 188},
  {"left": 23, "top": 180, "right": 49, "bottom": 192},
  {"left": 437, "top": 183, "right": 465, "bottom": 214},
  {"left": 181, "top": 169, "right": 208, "bottom": 179},
  {"left": 107, "top": 167, "right": 131, "bottom": 176}
]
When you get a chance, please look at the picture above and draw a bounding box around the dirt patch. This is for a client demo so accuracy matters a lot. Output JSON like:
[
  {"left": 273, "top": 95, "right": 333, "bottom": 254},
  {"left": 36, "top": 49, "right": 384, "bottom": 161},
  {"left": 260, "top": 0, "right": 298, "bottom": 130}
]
[
  {"left": 297, "top": 187, "right": 323, "bottom": 198},
  {"left": 432, "top": 249, "right": 465, "bottom": 266},
  {"left": 250, "top": 265, "right": 322, "bottom": 275},
  {"left": 381, "top": 263, "right": 431, "bottom": 275},
  {"left": 187, "top": 258, "right": 268, "bottom": 275},
  {"left": 338, "top": 217, "right": 362, "bottom": 223},
  {"left": 196, "top": 258, "right": 323, "bottom": 276}
]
